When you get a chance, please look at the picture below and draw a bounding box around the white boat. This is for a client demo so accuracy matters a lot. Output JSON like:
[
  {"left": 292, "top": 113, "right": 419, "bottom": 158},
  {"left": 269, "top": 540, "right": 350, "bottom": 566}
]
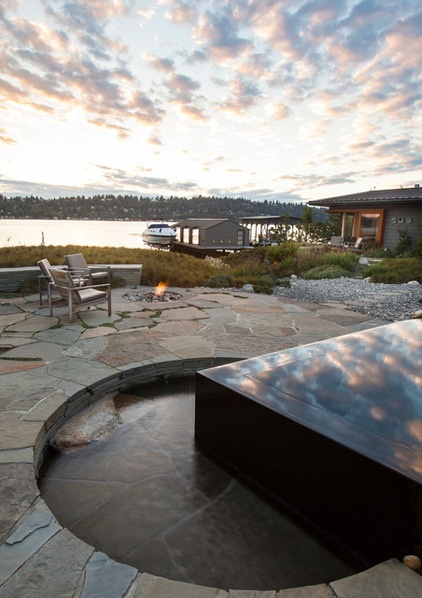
[{"left": 142, "top": 223, "right": 177, "bottom": 246}]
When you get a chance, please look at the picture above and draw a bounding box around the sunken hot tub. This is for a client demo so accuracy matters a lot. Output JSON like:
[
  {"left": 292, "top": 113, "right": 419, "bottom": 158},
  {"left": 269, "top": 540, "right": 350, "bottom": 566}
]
[{"left": 195, "top": 319, "right": 422, "bottom": 565}]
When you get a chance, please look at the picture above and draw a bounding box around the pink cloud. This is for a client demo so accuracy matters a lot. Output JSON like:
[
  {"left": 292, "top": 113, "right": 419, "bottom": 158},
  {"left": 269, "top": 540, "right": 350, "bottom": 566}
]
[
  {"left": 0, "top": 128, "right": 16, "bottom": 144},
  {"left": 271, "top": 101, "right": 289, "bottom": 120}
]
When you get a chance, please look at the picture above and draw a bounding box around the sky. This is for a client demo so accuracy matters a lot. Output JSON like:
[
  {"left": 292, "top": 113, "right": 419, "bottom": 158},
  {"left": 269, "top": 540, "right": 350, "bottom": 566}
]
[{"left": 1, "top": 0, "right": 421, "bottom": 204}]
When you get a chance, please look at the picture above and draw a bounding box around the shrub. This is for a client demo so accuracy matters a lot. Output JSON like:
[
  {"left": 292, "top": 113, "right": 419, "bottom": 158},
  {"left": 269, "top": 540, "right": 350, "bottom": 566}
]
[
  {"left": 203, "top": 273, "right": 235, "bottom": 288},
  {"left": 250, "top": 275, "right": 278, "bottom": 294},
  {"left": 323, "top": 251, "right": 360, "bottom": 271},
  {"left": 365, "top": 257, "right": 422, "bottom": 283},
  {"left": 303, "top": 265, "right": 352, "bottom": 280},
  {"left": 363, "top": 247, "right": 394, "bottom": 258},
  {"left": 221, "top": 243, "right": 299, "bottom": 281},
  {"left": 413, "top": 237, "right": 422, "bottom": 258},
  {"left": 141, "top": 251, "right": 216, "bottom": 287},
  {"left": 296, "top": 246, "right": 326, "bottom": 274},
  {"left": 264, "top": 241, "right": 299, "bottom": 261}
]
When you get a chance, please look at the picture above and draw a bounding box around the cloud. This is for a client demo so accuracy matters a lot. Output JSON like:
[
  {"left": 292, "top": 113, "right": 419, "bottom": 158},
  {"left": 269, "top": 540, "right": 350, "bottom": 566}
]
[
  {"left": 144, "top": 54, "right": 175, "bottom": 73},
  {"left": 194, "top": 8, "right": 252, "bottom": 62},
  {"left": 270, "top": 101, "right": 289, "bottom": 121},
  {"left": 0, "top": 128, "right": 16, "bottom": 144},
  {"left": 1, "top": 0, "right": 421, "bottom": 201},
  {"left": 163, "top": 72, "right": 207, "bottom": 119},
  {"left": 162, "top": 0, "right": 197, "bottom": 24},
  {"left": 147, "top": 135, "right": 163, "bottom": 146},
  {"left": 95, "top": 164, "right": 200, "bottom": 193},
  {"left": 0, "top": 2, "right": 165, "bottom": 133},
  {"left": 235, "top": 51, "right": 273, "bottom": 79},
  {"left": 218, "top": 77, "right": 262, "bottom": 114}
]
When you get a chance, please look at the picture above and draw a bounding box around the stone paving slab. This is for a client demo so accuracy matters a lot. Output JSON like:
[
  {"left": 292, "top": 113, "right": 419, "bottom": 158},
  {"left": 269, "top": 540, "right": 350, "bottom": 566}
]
[
  {"left": 278, "top": 584, "right": 333, "bottom": 597},
  {"left": 0, "top": 528, "right": 94, "bottom": 598},
  {"left": 0, "top": 503, "right": 61, "bottom": 586},
  {"left": 0, "top": 286, "right": 420, "bottom": 597},
  {"left": 80, "top": 551, "right": 138, "bottom": 598},
  {"left": 330, "top": 559, "right": 422, "bottom": 598},
  {"left": 3, "top": 340, "right": 65, "bottom": 362},
  {"left": 0, "top": 463, "right": 39, "bottom": 543},
  {"left": 34, "top": 326, "right": 84, "bottom": 345},
  {"left": 0, "top": 413, "right": 41, "bottom": 450},
  {"left": 136, "top": 573, "right": 228, "bottom": 597},
  {"left": 5, "top": 314, "right": 58, "bottom": 333},
  {"left": 0, "top": 312, "right": 28, "bottom": 330},
  {"left": 0, "top": 359, "right": 46, "bottom": 374},
  {"left": 229, "top": 591, "right": 277, "bottom": 598}
]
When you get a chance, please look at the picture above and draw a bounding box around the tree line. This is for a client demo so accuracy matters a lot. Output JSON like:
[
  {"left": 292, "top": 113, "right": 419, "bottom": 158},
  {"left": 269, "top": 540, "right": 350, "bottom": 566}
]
[{"left": 0, "top": 194, "right": 328, "bottom": 222}]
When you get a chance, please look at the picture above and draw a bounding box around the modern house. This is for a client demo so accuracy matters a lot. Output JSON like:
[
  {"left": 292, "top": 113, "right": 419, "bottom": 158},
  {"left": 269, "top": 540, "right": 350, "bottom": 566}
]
[
  {"left": 308, "top": 186, "right": 422, "bottom": 251},
  {"left": 172, "top": 218, "right": 250, "bottom": 257}
]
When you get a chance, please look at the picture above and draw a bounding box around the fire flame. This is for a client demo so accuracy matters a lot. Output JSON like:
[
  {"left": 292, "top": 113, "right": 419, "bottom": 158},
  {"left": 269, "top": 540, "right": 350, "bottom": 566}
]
[{"left": 154, "top": 282, "right": 167, "bottom": 297}]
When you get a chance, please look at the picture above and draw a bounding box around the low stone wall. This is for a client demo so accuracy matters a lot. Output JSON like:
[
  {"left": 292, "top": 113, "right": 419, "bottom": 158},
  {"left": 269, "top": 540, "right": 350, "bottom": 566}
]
[
  {"left": 34, "top": 356, "right": 235, "bottom": 474},
  {"left": 0, "top": 264, "right": 143, "bottom": 292},
  {"left": 0, "top": 267, "right": 40, "bottom": 293}
]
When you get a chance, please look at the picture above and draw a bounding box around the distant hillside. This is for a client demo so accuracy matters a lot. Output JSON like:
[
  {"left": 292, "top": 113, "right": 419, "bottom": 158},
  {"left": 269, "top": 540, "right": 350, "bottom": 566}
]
[{"left": 0, "top": 194, "right": 327, "bottom": 222}]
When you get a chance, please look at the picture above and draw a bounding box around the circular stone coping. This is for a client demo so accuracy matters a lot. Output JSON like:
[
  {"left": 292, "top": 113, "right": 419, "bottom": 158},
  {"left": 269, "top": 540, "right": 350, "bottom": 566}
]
[{"left": 34, "top": 356, "right": 239, "bottom": 475}]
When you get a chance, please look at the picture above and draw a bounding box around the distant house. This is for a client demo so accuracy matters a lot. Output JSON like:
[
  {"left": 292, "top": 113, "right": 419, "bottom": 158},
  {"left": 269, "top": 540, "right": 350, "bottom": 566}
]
[
  {"left": 308, "top": 187, "right": 422, "bottom": 250},
  {"left": 172, "top": 218, "right": 250, "bottom": 257}
]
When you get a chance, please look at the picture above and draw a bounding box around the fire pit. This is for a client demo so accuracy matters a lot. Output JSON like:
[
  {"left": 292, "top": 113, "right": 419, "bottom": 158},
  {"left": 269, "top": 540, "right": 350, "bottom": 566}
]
[{"left": 123, "top": 282, "right": 183, "bottom": 303}]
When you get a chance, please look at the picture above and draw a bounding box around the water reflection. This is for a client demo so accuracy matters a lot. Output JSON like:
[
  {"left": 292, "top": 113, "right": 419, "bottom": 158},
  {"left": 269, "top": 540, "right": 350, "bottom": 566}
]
[{"left": 202, "top": 320, "right": 422, "bottom": 481}]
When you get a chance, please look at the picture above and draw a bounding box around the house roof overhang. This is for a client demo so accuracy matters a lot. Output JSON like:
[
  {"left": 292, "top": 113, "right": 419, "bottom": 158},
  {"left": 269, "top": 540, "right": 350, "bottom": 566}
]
[
  {"left": 308, "top": 187, "right": 422, "bottom": 208},
  {"left": 175, "top": 218, "right": 248, "bottom": 231}
]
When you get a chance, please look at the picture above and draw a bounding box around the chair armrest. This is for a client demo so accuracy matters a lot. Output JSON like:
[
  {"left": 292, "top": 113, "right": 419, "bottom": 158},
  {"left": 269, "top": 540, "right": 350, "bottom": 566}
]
[{"left": 60, "top": 282, "right": 111, "bottom": 291}]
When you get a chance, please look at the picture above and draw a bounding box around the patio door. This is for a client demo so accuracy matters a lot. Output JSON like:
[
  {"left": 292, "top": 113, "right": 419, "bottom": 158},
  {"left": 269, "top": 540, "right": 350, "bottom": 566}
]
[
  {"left": 338, "top": 210, "right": 384, "bottom": 246},
  {"left": 357, "top": 212, "right": 382, "bottom": 244}
]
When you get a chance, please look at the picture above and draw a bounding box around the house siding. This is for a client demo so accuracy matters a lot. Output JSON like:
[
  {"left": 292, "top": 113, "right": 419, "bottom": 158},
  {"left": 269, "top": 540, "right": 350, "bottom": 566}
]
[
  {"left": 203, "top": 221, "right": 248, "bottom": 246},
  {"left": 383, "top": 204, "right": 421, "bottom": 250},
  {"left": 175, "top": 219, "right": 249, "bottom": 248}
]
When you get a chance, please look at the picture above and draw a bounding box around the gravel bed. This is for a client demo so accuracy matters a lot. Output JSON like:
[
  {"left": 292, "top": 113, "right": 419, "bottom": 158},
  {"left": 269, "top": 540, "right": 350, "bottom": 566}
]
[{"left": 273, "top": 277, "right": 422, "bottom": 322}]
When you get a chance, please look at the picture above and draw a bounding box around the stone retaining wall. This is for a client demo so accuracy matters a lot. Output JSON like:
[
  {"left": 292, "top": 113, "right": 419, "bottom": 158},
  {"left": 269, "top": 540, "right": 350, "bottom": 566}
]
[{"left": 0, "top": 264, "right": 143, "bottom": 292}]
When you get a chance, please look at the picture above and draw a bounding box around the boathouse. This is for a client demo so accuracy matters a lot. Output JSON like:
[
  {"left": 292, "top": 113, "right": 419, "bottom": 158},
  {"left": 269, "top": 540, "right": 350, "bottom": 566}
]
[
  {"left": 172, "top": 218, "right": 250, "bottom": 257},
  {"left": 239, "top": 215, "right": 302, "bottom": 243},
  {"left": 309, "top": 186, "right": 422, "bottom": 250}
]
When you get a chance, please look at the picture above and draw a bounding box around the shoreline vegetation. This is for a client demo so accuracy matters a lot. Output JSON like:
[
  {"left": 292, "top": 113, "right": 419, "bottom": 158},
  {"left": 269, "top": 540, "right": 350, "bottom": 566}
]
[
  {"left": 0, "top": 195, "right": 326, "bottom": 222},
  {"left": 1, "top": 243, "right": 421, "bottom": 294}
]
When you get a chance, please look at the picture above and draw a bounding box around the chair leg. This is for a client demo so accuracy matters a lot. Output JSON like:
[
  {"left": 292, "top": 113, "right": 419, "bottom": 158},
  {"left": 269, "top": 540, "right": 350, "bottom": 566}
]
[
  {"left": 107, "top": 289, "right": 111, "bottom": 317},
  {"left": 39, "top": 278, "right": 43, "bottom": 306},
  {"left": 48, "top": 283, "right": 53, "bottom": 317},
  {"left": 68, "top": 289, "right": 74, "bottom": 323}
]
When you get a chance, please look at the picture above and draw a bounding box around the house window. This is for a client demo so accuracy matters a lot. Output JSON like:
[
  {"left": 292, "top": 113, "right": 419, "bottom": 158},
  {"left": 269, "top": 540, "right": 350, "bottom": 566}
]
[
  {"left": 359, "top": 213, "right": 380, "bottom": 240},
  {"left": 237, "top": 230, "right": 244, "bottom": 245},
  {"left": 182, "top": 228, "right": 190, "bottom": 243},
  {"left": 191, "top": 228, "right": 199, "bottom": 245}
]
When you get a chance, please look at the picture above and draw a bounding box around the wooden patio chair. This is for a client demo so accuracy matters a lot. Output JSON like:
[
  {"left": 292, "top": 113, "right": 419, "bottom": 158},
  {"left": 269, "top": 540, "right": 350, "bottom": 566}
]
[
  {"left": 345, "top": 237, "right": 363, "bottom": 253},
  {"left": 37, "top": 258, "right": 57, "bottom": 306},
  {"left": 328, "top": 235, "right": 344, "bottom": 248},
  {"left": 64, "top": 253, "right": 111, "bottom": 285},
  {"left": 37, "top": 259, "right": 88, "bottom": 306},
  {"left": 49, "top": 267, "right": 111, "bottom": 322}
]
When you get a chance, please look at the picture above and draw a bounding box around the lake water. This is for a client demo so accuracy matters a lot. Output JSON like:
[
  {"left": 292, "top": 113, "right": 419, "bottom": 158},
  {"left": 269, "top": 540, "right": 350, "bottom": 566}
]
[{"left": 0, "top": 219, "right": 167, "bottom": 248}]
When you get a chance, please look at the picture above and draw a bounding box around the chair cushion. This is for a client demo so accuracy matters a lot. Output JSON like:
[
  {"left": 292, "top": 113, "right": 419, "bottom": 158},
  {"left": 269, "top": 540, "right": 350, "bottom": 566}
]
[
  {"left": 77, "top": 288, "right": 107, "bottom": 302},
  {"left": 65, "top": 254, "right": 87, "bottom": 270}
]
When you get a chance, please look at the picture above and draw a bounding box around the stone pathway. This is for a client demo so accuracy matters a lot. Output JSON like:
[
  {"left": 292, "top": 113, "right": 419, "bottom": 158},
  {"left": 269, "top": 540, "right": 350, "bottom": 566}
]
[{"left": 0, "top": 285, "right": 421, "bottom": 597}]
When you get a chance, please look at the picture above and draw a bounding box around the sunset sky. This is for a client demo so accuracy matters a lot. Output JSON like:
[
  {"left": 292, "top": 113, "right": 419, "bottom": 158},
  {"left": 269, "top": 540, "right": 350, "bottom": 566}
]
[{"left": 1, "top": 0, "right": 421, "bottom": 203}]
